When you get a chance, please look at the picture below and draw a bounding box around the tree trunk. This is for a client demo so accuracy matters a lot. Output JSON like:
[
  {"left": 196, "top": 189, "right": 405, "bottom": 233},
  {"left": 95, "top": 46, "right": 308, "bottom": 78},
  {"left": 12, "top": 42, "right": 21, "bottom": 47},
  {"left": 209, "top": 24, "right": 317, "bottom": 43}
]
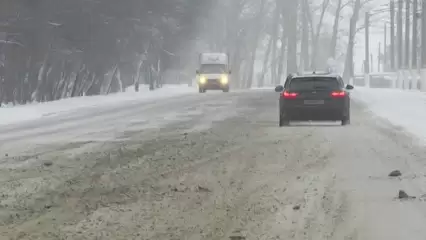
[
  {"left": 412, "top": 0, "right": 418, "bottom": 69},
  {"left": 33, "top": 53, "right": 50, "bottom": 102},
  {"left": 330, "top": 0, "right": 343, "bottom": 58},
  {"left": 71, "top": 64, "right": 85, "bottom": 97},
  {"left": 134, "top": 64, "right": 141, "bottom": 92},
  {"left": 343, "top": 0, "right": 361, "bottom": 82},
  {"left": 286, "top": 0, "right": 298, "bottom": 74},
  {"left": 270, "top": 1, "right": 280, "bottom": 84},
  {"left": 149, "top": 64, "right": 155, "bottom": 91},
  {"left": 300, "top": 5, "right": 309, "bottom": 71},
  {"left": 276, "top": 7, "right": 288, "bottom": 85},
  {"left": 258, "top": 36, "right": 273, "bottom": 87},
  {"left": 106, "top": 65, "right": 118, "bottom": 94},
  {"left": 245, "top": 0, "right": 267, "bottom": 88},
  {"left": 310, "top": 0, "right": 330, "bottom": 69}
]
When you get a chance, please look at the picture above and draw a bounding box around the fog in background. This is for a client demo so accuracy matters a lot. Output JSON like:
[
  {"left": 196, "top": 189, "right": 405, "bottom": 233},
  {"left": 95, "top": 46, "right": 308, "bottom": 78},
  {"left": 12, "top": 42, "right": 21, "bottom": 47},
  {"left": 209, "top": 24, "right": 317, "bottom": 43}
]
[{"left": 0, "top": 0, "right": 379, "bottom": 106}]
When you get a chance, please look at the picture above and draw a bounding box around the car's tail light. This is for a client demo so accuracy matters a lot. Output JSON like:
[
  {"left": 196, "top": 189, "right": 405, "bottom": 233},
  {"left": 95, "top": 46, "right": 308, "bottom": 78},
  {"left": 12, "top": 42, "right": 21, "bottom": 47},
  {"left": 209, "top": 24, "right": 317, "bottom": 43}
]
[
  {"left": 282, "top": 91, "right": 298, "bottom": 99},
  {"left": 330, "top": 91, "right": 345, "bottom": 97}
]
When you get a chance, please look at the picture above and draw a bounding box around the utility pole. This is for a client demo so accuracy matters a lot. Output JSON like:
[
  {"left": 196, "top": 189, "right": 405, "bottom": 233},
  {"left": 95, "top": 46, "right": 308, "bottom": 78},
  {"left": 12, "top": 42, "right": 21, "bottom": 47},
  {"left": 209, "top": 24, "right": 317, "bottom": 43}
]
[
  {"left": 397, "top": 0, "right": 403, "bottom": 69},
  {"left": 390, "top": 0, "right": 395, "bottom": 70},
  {"left": 412, "top": 0, "right": 418, "bottom": 68},
  {"left": 421, "top": 0, "right": 426, "bottom": 91},
  {"left": 417, "top": 2, "right": 422, "bottom": 72},
  {"left": 422, "top": 0, "right": 426, "bottom": 68},
  {"left": 384, "top": 24, "right": 387, "bottom": 71},
  {"left": 365, "top": 12, "right": 370, "bottom": 74},
  {"left": 405, "top": 0, "right": 410, "bottom": 68},
  {"left": 378, "top": 42, "right": 381, "bottom": 72},
  {"left": 365, "top": 11, "right": 370, "bottom": 87},
  {"left": 302, "top": 5, "right": 309, "bottom": 71}
]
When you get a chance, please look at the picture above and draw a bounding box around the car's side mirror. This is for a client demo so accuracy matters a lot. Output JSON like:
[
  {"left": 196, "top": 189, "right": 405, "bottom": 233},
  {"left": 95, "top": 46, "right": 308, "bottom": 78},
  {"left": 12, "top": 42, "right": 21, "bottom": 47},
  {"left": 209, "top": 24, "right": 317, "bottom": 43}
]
[
  {"left": 275, "top": 85, "right": 284, "bottom": 92},
  {"left": 228, "top": 70, "right": 232, "bottom": 74},
  {"left": 345, "top": 84, "right": 354, "bottom": 90},
  {"left": 196, "top": 70, "right": 200, "bottom": 74}
]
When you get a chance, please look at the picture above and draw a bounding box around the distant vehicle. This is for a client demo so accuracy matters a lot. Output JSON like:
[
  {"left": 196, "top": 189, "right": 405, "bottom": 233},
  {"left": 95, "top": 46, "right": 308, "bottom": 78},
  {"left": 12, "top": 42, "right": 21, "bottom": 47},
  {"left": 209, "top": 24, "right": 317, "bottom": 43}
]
[
  {"left": 195, "top": 52, "right": 231, "bottom": 93},
  {"left": 274, "top": 73, "right": 354, "bottom": 126}
]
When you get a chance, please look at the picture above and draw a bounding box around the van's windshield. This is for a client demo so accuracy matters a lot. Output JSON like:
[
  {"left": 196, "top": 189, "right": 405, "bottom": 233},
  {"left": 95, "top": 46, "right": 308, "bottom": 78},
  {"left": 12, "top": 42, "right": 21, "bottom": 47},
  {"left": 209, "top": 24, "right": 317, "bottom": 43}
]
[{"left": 200, "top": 64, "right": 227, "bottom": 74}]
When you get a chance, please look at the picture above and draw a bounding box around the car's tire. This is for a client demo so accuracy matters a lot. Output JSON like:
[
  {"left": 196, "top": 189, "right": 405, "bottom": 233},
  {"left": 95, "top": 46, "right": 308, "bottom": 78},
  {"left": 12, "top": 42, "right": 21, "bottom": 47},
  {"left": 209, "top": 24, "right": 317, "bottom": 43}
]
[
  {"left": 341, "top": 114, "right": 350, "bottom": 125},
  {"left": 199, "top": 88, "right": 206, "bottom": 93},
  {"left": 279, "top": 114, "right": 290, "bottom": 127},
  {"left": 223, "top": 88, "right": 229, "bottom": 92}
]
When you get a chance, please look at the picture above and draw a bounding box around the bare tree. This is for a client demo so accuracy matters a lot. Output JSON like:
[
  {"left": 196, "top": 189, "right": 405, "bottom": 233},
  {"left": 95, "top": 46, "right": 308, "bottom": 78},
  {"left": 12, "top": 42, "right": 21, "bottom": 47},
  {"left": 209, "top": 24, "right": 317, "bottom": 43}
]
[
  {"left": 0, "top": 0, "right": 212, "bottom": 105},
  {"left": 329, "top": 0, "right": 351, "bottom": 58},
  {"left": 342, "top": 0, "right": 374, "bottom": 81},
  {"left": 307, "top": 0, "right": 331, "bottom": 69},
  {"left": 286, "top": 0, "right": 299, "bottom": 74}
]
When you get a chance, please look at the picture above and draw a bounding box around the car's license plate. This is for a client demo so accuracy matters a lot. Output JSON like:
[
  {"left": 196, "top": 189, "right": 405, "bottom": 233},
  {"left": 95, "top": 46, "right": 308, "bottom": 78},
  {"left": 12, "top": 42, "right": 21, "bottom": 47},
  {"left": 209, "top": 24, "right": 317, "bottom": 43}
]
[{"left": 304, "top": 100, "right": 324, "bottom": 105}]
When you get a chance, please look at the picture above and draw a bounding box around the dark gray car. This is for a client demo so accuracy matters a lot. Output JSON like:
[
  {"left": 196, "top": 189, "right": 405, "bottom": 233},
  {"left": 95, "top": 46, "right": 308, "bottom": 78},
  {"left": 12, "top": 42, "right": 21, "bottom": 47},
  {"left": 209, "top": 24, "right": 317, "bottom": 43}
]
[{"left": 274, "top": 74, "right": 354, "bottom": 126}]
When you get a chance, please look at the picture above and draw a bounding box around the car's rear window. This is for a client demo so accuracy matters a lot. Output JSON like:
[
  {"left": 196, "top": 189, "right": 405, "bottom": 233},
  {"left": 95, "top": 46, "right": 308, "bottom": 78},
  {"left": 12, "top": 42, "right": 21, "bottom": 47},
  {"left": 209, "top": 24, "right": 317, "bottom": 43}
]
[{"left": 289, "top": 77, "right": 339, "bottom": 90}]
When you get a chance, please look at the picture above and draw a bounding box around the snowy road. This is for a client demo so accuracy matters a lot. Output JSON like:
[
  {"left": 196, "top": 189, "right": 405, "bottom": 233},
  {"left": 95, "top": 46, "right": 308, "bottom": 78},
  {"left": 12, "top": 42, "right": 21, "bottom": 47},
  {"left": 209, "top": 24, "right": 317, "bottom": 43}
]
[{"left": 1, "top": 90, "right": 426, "bottom": 239}]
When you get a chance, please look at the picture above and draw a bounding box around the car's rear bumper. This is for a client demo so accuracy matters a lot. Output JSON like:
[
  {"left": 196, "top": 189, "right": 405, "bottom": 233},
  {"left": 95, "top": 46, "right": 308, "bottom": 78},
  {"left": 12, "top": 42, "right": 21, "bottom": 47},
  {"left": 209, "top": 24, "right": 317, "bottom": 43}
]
[{"left": 281, "top": 106, "right": 347, "bottom": 121}]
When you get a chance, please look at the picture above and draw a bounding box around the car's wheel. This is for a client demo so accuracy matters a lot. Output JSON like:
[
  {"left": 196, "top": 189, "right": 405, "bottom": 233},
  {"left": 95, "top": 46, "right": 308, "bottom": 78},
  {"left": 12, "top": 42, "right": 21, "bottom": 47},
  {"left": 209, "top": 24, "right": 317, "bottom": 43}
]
[
  {"left": 279, "top": 114, "right": 290, "bottom": 127},
  {"left": 223, "top": 88, "right": 229, "bottom": 92},
  {"left": 199, "top": 88, "right": 206, "bottom": 93},
  {"left": 341, "top": 114, "right": 350, "bottom": 125}
]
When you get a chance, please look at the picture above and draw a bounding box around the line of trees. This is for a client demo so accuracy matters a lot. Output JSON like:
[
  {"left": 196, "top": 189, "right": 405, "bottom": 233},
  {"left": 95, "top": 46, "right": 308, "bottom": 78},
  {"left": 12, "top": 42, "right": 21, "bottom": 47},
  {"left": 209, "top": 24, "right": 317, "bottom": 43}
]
[
  {"left": 0, "top": 0, "right": 373, "bottom": 105},
  {"left": 0, "top": 0, "right": 211, "bottom": 105},
  {"left": 200, "top": 0, "right": 374, "bottom": 88}
]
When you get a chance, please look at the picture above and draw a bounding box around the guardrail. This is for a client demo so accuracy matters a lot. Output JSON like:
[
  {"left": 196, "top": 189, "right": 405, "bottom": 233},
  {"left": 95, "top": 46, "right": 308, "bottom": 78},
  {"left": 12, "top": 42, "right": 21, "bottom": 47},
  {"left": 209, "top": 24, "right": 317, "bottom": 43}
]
[{"left": 350, "top": 71, "right": 422, "bottom": 90}]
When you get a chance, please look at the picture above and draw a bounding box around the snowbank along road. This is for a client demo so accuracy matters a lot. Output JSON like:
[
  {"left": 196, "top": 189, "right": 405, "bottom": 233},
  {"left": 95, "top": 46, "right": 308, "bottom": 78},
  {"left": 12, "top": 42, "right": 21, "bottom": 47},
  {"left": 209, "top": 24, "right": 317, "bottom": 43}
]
[{"left": 1, "top": 90, "right": 426, "bottom": 239}]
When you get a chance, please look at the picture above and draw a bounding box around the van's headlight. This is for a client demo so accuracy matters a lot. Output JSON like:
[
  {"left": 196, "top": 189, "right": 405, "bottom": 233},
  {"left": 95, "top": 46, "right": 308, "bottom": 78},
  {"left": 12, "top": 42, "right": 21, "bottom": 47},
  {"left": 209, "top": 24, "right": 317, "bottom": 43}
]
[
  {"left": 220, "top": 75, "right": 228, "bottom": 84},
  {"left": 199, "top": 76, "right": 207, "bottom": 84}
]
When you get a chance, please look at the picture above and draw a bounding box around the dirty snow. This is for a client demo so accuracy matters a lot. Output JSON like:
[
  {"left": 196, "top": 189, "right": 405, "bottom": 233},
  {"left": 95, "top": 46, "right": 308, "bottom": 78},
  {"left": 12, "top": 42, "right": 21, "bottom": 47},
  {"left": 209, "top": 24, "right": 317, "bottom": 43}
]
[
  {"left": 0, "top": 84, "right": 195, "bottom": 126},
  {"left": 3, "top": 90, "right": 426, "bottom": 239},
  {"left": 2, "top": 89, "right": 426, "bottom": 239}
]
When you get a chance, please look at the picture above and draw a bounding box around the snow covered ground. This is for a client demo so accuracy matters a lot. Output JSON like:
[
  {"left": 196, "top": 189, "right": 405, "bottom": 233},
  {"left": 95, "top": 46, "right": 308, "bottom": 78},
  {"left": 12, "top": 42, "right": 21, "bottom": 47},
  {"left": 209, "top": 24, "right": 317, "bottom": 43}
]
[
  {"left": 3, "top": 86, "right": 426, "bottom": 239},
  {"left": 0, "top": 84, "right": 195, "bottom": 126},
  {"left": 3, "top": 83, "right": 426, "bottom": 146},
  {"left": 0, "top": 84, "right": 281, "bottom": 127},
  {"left": 352, "top": 87, "right": 426, "bottom": 143},
  {"left": 250, "top": 86, "right": 275, "bottom": 90}
]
